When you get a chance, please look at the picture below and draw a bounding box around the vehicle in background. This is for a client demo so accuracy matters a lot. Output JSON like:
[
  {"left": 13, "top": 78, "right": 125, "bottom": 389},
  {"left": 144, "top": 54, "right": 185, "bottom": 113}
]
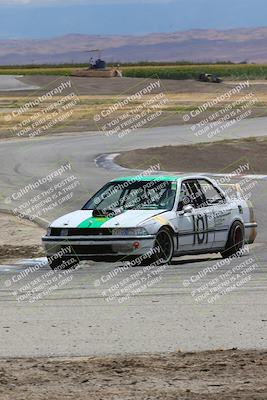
[{"left": 198, "top": 73, "right": 222, "bottom": 83}]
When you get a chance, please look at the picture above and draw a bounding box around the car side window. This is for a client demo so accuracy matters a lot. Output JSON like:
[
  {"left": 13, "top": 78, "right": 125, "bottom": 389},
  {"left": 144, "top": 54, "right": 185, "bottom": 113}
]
[
  {"left": 187, "top": 181, "right": 206, "bottom": 208},
  {"left": 197, "top": 179, "right": 225, "bottom": 206},
  {"left": 178, "top": 180, "right": 203, "bottom": 210},
  {"left": 178, "top": 182, "right": 191, "bottom": 210}
]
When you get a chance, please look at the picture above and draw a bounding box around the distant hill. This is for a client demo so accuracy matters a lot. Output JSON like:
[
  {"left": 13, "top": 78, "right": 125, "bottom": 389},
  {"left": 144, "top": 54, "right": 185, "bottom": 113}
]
[{"left": 1, "top": 28, "right": 267, "bottom": 65}]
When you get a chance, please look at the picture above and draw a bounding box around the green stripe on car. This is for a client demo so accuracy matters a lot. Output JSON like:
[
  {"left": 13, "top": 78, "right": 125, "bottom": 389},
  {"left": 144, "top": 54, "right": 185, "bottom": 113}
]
[{"left": 78, "top": 217, "right": 110, "bottom": 228}]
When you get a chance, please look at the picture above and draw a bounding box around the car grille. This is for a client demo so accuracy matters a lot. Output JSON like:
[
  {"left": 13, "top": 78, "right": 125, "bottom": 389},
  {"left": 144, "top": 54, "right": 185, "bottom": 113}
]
[
  {"left": 61, "top": 245, "right": 115, "bottom": 255},
  {"left": 50, "top": 228, "right": 113, "bottom": 236}
]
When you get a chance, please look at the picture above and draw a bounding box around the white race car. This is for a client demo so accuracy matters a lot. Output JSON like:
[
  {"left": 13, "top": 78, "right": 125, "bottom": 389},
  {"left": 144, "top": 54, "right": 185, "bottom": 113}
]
[{"left": 42, "top": 175, "right": 257, "bottom": 270}]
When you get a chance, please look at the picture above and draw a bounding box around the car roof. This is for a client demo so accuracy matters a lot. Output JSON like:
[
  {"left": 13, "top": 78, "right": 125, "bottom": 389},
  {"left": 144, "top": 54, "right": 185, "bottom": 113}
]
[
  {"left": 112, "top": 175, "right": 184, "bottom": 182},
  {"left": 112, "top": 174, "right": 214, "bottom": 183}
]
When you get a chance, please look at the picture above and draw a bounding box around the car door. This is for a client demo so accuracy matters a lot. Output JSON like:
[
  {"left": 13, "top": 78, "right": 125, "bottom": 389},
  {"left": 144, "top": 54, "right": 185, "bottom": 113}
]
[
  {"left": 176, "top": 179, "right": 215, "bottom": 253},
  {"left": 197, "top": 179, "right": 231, "bottom": 249}
]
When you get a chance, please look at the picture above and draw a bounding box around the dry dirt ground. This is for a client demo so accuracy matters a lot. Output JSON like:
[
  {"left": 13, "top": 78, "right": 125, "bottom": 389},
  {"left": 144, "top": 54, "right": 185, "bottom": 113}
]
[
  {"left": 1, "top": 350, "right": 267, "bottom": 400},
  {"left": 116, "top": 137, "right": 267, "bottom": 174},
  {"left": 1, "top": 76, "right": 267, "bottom": 139},
  {"left": 0, "top": 213, "right": 45, "bottom": 261}
]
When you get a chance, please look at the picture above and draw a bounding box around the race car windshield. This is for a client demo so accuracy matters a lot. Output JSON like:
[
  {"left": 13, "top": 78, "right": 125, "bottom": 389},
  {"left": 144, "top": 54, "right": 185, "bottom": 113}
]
[{"left": 83, "top": 180, "right": 176, "bottom": 211}]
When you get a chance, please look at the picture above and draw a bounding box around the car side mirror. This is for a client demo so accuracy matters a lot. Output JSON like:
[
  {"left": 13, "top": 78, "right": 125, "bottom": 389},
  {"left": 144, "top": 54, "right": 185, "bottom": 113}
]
[{"left": 181, "top": 204, "right": 193, "bottom": 215}]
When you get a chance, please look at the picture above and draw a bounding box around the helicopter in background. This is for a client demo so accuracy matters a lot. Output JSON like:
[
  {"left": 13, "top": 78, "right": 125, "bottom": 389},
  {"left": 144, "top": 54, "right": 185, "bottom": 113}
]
[{"left": 71, "top": 49, "right": 122, "bottom": 78}]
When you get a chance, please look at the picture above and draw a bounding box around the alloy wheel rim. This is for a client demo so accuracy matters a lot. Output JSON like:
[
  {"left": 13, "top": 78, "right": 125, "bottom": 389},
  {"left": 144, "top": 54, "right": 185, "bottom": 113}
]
[
  {"left": 233, "top": 226, "right": 243, "bottom": 251},
  {"left": 156, "top": 231, "right": 172, "bottom": 262}
]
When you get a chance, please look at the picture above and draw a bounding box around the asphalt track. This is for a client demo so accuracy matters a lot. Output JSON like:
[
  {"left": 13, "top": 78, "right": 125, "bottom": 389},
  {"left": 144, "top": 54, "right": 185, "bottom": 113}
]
[{"left": 0, "top": 108, "right": 267, "bottom": 356}]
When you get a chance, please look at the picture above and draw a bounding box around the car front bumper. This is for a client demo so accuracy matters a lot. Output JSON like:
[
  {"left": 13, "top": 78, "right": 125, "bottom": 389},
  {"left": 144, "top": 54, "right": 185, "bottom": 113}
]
[{"left": 42, "top": 235, "right": 156, "bottom": 260}]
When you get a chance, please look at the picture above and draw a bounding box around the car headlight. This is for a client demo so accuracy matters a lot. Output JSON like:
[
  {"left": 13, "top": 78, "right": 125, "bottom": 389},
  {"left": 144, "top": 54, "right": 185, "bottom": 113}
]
[
  {"left": 112, "top": 227, "right": 148, "bottom": 236},
  {"left": 47, "top": 227, "right": 52, "bottom": 237}
]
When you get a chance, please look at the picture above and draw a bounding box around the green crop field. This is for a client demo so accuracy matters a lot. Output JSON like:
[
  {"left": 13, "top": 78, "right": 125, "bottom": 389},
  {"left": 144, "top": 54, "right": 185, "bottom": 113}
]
[
  {"left": 0, "top": 63, "right": 267, "bottom": 79},
  {"left": 122, "top": 64, "right": 267, "bottom": 80},
  {"left": 0, "top": 66, "right": 77, "bottom": 76}
]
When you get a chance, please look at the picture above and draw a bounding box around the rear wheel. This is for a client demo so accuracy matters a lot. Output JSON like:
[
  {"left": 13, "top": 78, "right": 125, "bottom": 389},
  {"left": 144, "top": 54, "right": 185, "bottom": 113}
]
[{"left": 221, "top": 221, "right": 244, "bottom": 259}]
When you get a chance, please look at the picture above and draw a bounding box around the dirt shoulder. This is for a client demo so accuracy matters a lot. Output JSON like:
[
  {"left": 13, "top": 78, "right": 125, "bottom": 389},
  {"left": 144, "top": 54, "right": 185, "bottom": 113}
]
[
  {"left": 1, "top": 349, "right": 266, "bottom": 400},
  {"left": 0, "top": 213, "right": 45, "bottom": 261},
  {"left": 1, "top": 77, "right": 267, "bottom": 140},
  {"left": 115, "top": 137, "right": 267, "bottom": 175}
]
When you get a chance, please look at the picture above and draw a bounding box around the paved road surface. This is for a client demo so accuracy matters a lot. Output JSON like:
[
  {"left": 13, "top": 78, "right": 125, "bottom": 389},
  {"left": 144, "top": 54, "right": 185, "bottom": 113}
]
[{"left": 0, "top": 116, "right": 266, "bottom": 357}]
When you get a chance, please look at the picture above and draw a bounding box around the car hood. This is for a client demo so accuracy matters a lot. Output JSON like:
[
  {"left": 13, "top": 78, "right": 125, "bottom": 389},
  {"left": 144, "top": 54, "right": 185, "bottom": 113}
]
[{"left": 50, "top": 209, "right": 167, "bottom": 229}]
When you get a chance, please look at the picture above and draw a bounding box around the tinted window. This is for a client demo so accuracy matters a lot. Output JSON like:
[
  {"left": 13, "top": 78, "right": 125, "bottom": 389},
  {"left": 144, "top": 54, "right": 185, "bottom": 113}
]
[
  {"left": 83, "top": 180, "right": 177, "bottom": 211},
  {"left": 197, "top": 179, "right": 225, "bottom": 205},
  {"left": 178, "top": 180, "right": 204, "bottom": 210}
]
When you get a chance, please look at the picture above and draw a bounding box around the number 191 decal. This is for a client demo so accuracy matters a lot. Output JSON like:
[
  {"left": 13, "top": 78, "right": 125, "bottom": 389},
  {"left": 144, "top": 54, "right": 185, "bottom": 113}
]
[{"left": 193, "top": 214, "right": 209, "bottom": 245}]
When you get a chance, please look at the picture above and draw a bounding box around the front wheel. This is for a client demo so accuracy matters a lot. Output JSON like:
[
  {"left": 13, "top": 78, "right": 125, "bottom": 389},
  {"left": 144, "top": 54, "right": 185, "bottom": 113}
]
[
  {"left": 142, "top": 228, "right": 174, "bottom": 266},
  {"left": 221, "top": 221, "right": 245, "bottom": 259}
]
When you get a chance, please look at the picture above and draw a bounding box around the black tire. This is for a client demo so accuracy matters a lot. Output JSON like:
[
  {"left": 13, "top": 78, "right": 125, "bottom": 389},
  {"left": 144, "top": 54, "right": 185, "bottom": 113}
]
[
  {"left": 221, "top": 221, "right": 245, "bottom": 259},
  {"left": 142, "top": 227, "right": 174, "bottom": 266},
  {"left": 47, "top": 256, "right": 79, "bottom": 270}
]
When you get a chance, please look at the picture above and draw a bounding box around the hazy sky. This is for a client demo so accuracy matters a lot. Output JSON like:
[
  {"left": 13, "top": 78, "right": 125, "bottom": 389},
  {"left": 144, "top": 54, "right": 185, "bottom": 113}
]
[{"left": 0, "top": 0, "right": 266, "bottom": 39}]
